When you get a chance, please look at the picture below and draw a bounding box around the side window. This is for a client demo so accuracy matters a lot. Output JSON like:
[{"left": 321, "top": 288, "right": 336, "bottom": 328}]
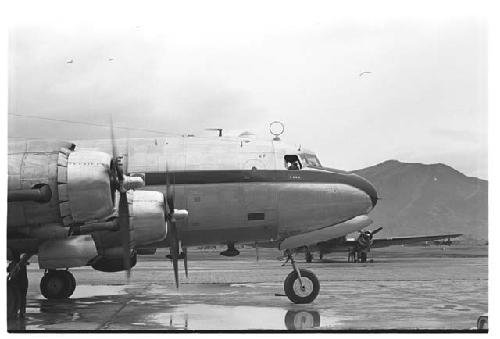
[
  {"left": 284, "top": 155, "right": 302, "bottom": 170},
  {"left": 299, "top": 153, "right": 322, "bottom": 168}
]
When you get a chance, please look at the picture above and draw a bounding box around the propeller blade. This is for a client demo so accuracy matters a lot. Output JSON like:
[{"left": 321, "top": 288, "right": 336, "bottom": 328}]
[
  {"left": 169, "top": 220, "right": 180, "bottom": 288},
  {"left": 165, "top": 159, "right": 180, "bottom": 288},
  {"left": 183, "top": 247, "right": 188, "bottom": 278},
  {"left": 110, "top": 116, "right": 131, "bottom": 278},
  {"left": 110, "top": 115, "right": 117, "bottom": 157},
  {"left": 165, "top": 161, "right": 174, "bottom": 213},
  {"left": 119, "top": 191, "right": 131, "bottom": 278},
  {"left": 372, "top": 226, "right": 383, "bottom": 236}
]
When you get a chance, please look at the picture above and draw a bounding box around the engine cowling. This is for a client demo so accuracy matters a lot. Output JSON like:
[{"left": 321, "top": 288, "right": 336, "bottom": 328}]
[
  {"left": 8, "top": 141, "right": 116, "bottom": 227},
  {"left": 90, "top": 250, "right": 138, "bottom": 272},
  {"left": 35, "top": 190, "right": 166, "bottom": 272},
  {"left": 90, "top": 190, "right": 166, "bottom": 272},
  {"left": 62, "top": 150, "right": 115, "bottom": 223}
]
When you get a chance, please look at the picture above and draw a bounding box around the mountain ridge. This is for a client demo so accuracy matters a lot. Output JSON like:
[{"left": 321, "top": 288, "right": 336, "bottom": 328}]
[{"left": 352, "top": 160, "right": 488, "bottom": 242}]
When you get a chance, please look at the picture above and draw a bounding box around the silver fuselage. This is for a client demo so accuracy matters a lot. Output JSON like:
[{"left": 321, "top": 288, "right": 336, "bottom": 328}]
[{"left": 74, "top": 136, "right": 377, "bottom": 247}]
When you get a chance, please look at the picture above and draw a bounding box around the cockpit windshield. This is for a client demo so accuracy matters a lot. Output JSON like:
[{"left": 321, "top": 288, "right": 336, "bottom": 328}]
[{"left": 299, "top": 153, "right": 322, "bottom": 168}]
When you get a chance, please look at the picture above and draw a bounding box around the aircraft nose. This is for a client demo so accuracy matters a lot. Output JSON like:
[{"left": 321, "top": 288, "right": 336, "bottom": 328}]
[
  {"left": 351, "top": 174, "right": 378, "bottom": 209},
  {"left": 321, "top": 168, "right": 378, "bottom": 210}
]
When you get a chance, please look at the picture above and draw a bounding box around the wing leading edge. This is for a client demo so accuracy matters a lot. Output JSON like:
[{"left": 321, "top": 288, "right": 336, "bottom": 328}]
[{"left": 344, "top": 233, "right": 463, "bottom": 248}]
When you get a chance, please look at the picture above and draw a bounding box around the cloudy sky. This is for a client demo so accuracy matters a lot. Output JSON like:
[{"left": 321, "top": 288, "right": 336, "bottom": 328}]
[{"left": 7, "top": 0, "right": 488, "bottom": 178}]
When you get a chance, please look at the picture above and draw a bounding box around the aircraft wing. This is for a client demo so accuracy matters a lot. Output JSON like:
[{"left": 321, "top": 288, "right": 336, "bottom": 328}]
[
  {"left": 279, "top": 215, "right": 373, "bottom": 250},
  {"left": 345, "top": 233, "right": 463, "bottom": 248}
]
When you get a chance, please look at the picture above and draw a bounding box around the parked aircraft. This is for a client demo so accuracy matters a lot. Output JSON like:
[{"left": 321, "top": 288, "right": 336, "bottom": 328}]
[
  {"left": 303, "top": 231, "right": 463, "bottom": 263},
  {"left": 7, "top": 126, "right": 378, "bottom": 317}
]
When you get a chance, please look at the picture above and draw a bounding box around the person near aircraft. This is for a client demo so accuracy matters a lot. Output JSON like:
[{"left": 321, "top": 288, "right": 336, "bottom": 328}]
[{"left": 7, "top": 253, "right": 29, "bottom": 319}]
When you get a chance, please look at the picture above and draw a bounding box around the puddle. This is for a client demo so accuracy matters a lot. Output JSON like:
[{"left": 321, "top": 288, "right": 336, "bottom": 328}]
[
  {"left": 148, "top": 304, "right": 343, "bottom": 330},
  {"left": 71, "top": 285, "right": 126, "bottom": 298},
  {"left": 230, "top": 283, "right": 257, "bottom": 288}
]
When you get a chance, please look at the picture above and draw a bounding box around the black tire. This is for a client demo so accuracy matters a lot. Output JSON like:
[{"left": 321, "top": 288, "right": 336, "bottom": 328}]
[
  {"left": 7, "top": 280, "right": 21, "bottom": 319},
  {"left": 284, "top": 269, "right": 320, "bottom": 304},
  {"left": 60, "top": 271, "right": 76, "bottom": 297},
  {"left": 40, "top": 270, "right": 73, "bottom": 300}
]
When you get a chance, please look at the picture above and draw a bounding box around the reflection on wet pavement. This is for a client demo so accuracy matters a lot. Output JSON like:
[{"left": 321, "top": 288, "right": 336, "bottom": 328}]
[
  {"left": 8, "top": 283, "right": 335, "bottom": 331},
  {"left": 284, "top": 310, "right": 321, "bottom": 330},
  {"left": 8, "top": 252, "right": 488, "bottom": 331}
]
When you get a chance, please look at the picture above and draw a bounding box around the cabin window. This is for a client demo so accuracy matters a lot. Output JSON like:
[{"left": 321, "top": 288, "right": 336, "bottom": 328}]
[
  {"left": 299, "top": 153, "right": 322, "bottom": 168},
  {"left": 284, "top": 155, "right": 302, "bottom": 170}
]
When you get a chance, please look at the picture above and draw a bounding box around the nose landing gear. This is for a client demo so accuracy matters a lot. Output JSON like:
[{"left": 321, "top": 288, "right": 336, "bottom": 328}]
[{"left": 283, "top": 251, "right": 320, "bottom": 304}]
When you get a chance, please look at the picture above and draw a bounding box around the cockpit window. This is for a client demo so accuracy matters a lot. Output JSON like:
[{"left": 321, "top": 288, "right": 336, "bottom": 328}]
[
  {"left": 299, "top": 153, "right": 322, "bottom": 168},
  {"left": 284, "top": 155, "right": 302, "bottom": 170}
]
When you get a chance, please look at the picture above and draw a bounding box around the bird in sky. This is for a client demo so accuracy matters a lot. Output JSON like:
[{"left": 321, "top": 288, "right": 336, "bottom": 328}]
[
  {"left": 359, "top": 71, "right": 372, "bottom": 77},
  {"left": 66, "top": 58, "right": 74, "bottom": 64},
  {"left": 108, "top": 57, "right": 115, "bottom": 61}
]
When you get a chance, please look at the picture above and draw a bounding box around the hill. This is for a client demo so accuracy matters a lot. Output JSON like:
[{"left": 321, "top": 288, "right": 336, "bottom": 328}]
[{"left": 353, "top": 160, "right": 488, "bottom": 242}]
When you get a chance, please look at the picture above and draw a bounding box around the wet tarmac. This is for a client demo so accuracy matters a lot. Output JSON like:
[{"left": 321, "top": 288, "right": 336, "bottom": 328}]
[{"left": 7, "top": 246, "right": 488, "bottom": 331}]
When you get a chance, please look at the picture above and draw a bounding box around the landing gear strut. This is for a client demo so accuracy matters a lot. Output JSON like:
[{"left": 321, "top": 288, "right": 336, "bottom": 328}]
[
  {"left": 305, "top": 250, "right": 313, "bottom": 263},
  {"left": 283, "top": 251, "right": 320, "bottom": 304},
  {"left": 220, "top": 242, "right": 240, "bottom": 257},
  {"left": 40, "top": 269, "right": 76, "bottom": 300},
  {"left": 348, "top": 249, "right": 370, "bottom": 263}
]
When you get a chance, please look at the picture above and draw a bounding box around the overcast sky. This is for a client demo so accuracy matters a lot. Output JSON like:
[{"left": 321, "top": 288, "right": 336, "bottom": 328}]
[{"left": 7, "top": 0, "right": 488, "bottom": 178}]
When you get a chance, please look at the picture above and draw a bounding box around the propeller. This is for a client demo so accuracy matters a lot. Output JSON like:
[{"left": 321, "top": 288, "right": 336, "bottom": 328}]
[
  {"left": 357, "top": 226, "right": 383, "bottom": 250},
  {"left": 110, "top": 117, "right": 132, "bottom": 278},
  {"left": 165, "top": 160, "right": 180, "bottom": 288}
]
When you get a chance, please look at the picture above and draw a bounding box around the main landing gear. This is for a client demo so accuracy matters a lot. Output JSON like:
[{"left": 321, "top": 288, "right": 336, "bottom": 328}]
[
  {"left": 348, "top": 249, "right": 371, "bottom": 263},
  {"left": 220, "top": 242, "right": 240, "bottom": 257},
  {"left": 282, "top": 250, "right": 320, "bottom": 304},
  {"left": 40, "top": 269, "right": 76, "bottom": 300},
  {"left": 305, "top": 250, "right": 313, "bottom": 263}
]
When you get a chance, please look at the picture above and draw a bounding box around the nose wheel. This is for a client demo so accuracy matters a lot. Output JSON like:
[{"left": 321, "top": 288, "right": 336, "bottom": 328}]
[{"left": 283, "top": 251, "right": 320, "bottom": 304}]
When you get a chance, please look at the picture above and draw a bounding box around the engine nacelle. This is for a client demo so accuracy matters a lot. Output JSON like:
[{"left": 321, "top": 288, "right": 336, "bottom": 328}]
[
  {"left": 63, "top": 150, "right": 115, "bottom": 223},
  {"left": 8, "top": 141, "right": 116, "bottom": 227},
  {"left": 35, "top": 190, "right": 166, "bottom": 271},
  {"left": 91, "top": 249, "right": 138, "bottom": 272},
  {"left": 90, "top": 190, "right": 166, "bottom": 272},
  {"left": 38, "top": 235, "right": 98, "bottom": 269},
  {"left": 130, "top": 190, "right": 167, "bottom": 246}
]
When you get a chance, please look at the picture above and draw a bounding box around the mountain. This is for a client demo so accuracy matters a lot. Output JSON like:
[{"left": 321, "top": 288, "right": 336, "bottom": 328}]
[{"left": 353, "top": 160, "right": 488, "bottom": 242}]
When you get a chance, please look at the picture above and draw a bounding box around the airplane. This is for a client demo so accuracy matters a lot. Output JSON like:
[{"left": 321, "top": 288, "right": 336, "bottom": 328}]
[
  {"left": 7, "top": 125, "right": 379, "bottom": 318},
  {"left": 431, "top": 236, "right": 460, "bottom": 246},
  {"left": 302, "top": 231, "right": 463, "bottom": 263}
]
